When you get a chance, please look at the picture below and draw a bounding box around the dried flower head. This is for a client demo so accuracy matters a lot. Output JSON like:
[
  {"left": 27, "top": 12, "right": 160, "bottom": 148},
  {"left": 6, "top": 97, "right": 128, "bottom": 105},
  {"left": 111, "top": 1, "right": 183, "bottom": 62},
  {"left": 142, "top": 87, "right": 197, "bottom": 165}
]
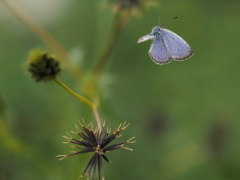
[
  {"left": 56, "top": 120, "right": 135, "bottom": 180},
  {"left": 104, "top": 0, "right": 158, "bottom": 16},
  {"left": 27, "top": 49, "right": 62, "bottom": 82}
]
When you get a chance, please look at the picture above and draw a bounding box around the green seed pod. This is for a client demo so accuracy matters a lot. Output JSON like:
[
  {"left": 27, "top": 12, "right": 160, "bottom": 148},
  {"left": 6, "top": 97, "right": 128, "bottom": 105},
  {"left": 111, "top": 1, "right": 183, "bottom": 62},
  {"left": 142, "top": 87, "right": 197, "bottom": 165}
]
[{"left": 27, "top": 49, "right": 62, "bottom": 82}]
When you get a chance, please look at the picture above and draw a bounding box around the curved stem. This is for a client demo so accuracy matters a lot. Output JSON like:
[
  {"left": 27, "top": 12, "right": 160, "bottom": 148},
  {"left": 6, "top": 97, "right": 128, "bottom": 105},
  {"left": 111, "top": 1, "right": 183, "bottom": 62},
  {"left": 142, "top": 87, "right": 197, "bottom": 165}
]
[
  {"left": 81, "top": 14, "right": 129, "bottom": 96},
  {"left": 93, "top": 14, "right": 128, "bottom": 76},
  {"left": 54, "top": 79, "right": 102, "bottom": 130},
  {"left": 0, "top": 0, "right": 82, "bottom": 78}
]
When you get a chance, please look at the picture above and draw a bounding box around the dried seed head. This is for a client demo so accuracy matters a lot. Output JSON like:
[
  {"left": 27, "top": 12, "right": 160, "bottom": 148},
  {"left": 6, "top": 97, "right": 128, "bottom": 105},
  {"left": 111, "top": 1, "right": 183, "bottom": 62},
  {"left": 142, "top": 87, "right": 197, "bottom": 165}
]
[
  {"left": 103, "top": 0, "right": 158, "bottom": 17},
  {"left": 57, "top": 121, "right": 135, "bottom": 180}
]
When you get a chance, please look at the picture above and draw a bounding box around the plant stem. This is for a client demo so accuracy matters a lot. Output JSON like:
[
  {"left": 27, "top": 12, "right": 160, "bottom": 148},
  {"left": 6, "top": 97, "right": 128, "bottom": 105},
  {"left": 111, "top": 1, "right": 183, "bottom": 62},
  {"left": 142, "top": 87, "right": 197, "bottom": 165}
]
[
  {"left": 54, "top": 79, "right": 102, "bottom": 130},
  {"left": 0, "top": 0, "right": 82, "bottom": 78},
  {"left": 81, "top": 14, "right": 129, "bottom": 96},
  {"left": 93, "top": 14, "right": 127, "bottom": 76}
]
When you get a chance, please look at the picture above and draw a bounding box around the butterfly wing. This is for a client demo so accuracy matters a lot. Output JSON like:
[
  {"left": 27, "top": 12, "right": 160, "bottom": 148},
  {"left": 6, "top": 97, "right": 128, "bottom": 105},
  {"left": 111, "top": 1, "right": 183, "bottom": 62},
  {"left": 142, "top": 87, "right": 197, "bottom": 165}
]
[
  {"left": 160, "top": 29, "right": 193, "bottom": 60},
  {"left": 148, "top": 33, "right": 171, "bottom": 65},
  {"left": 137, "top": 34, "right": 155, "bottom": 43}
]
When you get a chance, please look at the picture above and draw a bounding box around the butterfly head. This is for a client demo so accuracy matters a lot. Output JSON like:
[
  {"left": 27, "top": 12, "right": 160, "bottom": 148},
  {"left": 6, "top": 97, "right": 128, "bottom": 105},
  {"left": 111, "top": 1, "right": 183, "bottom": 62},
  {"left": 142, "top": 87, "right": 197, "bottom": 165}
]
[
  {"left": 151, "top": 26, "right": 163, "bottom": 35},
  {"left": 152, "top": 16, "right": 178, "bottom": 35}
]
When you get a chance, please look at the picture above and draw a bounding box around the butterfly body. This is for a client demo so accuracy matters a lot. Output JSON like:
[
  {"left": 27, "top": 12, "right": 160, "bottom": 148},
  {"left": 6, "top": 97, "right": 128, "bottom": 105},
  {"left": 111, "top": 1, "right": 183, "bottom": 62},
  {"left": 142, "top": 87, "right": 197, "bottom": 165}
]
[{"left": 138, "top": 25, "right": 194, "bottom": 65}]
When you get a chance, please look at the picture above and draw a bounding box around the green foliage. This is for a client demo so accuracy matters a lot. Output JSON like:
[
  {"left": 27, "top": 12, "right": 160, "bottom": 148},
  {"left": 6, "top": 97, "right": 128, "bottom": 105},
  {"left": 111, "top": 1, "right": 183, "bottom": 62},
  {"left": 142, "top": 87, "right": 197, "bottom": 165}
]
[{"left": 0, "top": 0, "right": 240, "bottom": 180}]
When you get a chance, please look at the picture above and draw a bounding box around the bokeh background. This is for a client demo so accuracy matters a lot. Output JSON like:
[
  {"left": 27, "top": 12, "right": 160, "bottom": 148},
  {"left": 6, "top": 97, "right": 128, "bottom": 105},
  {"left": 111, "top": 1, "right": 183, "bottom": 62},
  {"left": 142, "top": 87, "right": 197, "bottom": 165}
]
[{"left": 1, "top": 0, "right": 240, "bottom": 179}]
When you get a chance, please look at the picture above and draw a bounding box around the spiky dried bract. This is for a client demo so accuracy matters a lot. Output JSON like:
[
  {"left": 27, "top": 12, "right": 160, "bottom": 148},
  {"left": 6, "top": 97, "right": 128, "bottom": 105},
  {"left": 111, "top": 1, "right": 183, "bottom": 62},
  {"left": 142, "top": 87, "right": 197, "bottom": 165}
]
[
  {"left": 57, "top": 121, "right": 135, "bottom": 180},
  {"left": 27, "top": 49, "right": 62, "bottom": 82},
  {"left": 103, "top": 0, "right": 158, "bottom": 16}
]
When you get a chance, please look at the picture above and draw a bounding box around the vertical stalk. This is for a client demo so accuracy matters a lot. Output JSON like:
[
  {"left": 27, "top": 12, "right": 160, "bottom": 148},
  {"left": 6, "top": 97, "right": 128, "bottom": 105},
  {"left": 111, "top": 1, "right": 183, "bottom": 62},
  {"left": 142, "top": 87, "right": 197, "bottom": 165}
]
[
  {"left": 82, "top": 14, "right": 130, "bottom": 95},
  {"left": 93, "top": 14, "right": 129, "bottom": 76}
]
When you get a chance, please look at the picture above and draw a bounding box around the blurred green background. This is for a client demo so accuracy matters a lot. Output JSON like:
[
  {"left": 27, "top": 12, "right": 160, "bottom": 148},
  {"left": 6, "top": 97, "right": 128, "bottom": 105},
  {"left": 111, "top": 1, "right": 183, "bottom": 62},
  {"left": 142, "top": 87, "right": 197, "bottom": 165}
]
[{"left": 1, "top": 0, "right": 240, "bottom": 179}]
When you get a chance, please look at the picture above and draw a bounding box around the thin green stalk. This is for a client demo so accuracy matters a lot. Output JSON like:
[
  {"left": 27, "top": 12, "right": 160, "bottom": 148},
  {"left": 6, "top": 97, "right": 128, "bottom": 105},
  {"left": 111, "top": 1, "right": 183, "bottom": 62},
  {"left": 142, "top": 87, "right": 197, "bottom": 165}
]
[
  {"left": 93, "top": 14, "right": 128, "bottom": 76},
  {"left": 54, "top": 79, "right": 102, "bottom": 130},
  {"left": 0, "top": 0, "right": 82, "bottom": 78},
  {"left": 81, "top": 14, "right": 129, "bottom": 96}
]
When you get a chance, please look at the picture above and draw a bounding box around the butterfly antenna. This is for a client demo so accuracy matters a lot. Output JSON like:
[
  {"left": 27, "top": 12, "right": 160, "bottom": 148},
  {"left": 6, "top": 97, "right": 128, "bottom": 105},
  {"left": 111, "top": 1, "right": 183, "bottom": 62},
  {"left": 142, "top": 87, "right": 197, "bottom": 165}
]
[
  {"left": 156, "top": 13, "right": 161, "bottom": 25},
  {"left": 162, "top": 16, "right": 178, "bottom": 26}
]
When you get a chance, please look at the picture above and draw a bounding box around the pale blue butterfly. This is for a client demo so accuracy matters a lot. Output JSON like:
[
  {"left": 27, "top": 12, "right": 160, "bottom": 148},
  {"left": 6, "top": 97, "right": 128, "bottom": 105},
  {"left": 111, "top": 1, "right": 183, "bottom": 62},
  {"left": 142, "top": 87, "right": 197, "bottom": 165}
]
[{"left": 137, "top": 16, "right": 194, "bottom": 65}]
